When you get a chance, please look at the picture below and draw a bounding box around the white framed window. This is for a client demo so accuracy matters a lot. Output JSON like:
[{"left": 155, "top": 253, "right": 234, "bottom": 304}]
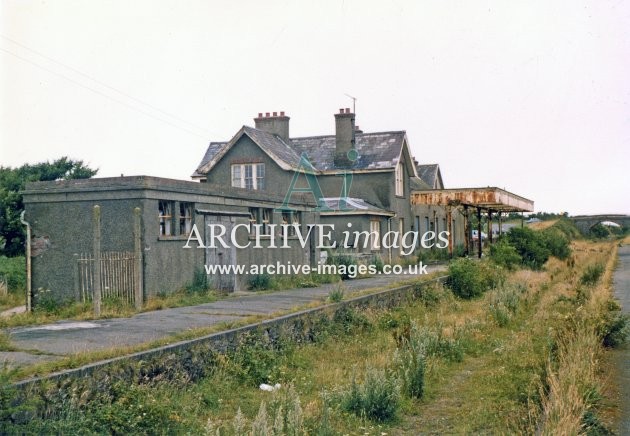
[
  {"left": 179, "top": 202, "right": 193, "bottom": 235},
  {"left": 231, "top": 163, "right": 265, "bottom": 190},
  {"left": 395, "top": 162, "right": 404, "bottom": 196},
  {"left": 370, "top": 220, "right": 380, "bottom": 250},
  {"left": 159, "top": 201, "right": 174, "bottom": 236}
]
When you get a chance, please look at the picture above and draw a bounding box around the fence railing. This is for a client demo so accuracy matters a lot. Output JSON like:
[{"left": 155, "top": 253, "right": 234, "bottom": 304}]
[{"left": 76, "top": 251, "right": 137, "bottom": 304}]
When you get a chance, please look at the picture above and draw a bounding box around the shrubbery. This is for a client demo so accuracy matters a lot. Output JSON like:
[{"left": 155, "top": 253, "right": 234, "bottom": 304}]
[
  {"left": 541, "top": 228, "right": 571, "bottom": 260},
  {"left": 394, "top": 342, "right": 425, "bottom": 399},
  {"left": 0, "top": 256, "right": 26, "bottom": 291},
  {"left": 340, "top": 368, "right": 400, "bottom": 422},
  {"left": 248, "top": 273, "right": 272, "bottom": 291},
  {"left": 487, "top": 284, "right": 526, "bottom": 327},
  {"left": 506, "top": 227, "right": 551, "bottom": 269},
  {"left": 489, "top": 239, "right": 522, "bottom": 270},
  {"left": 487, "top": 220, "right": 575, "bottom": 271},
  {"left": 446, "top": 258, "right": 504, "bottom": 299},
  {"left": 599, "top": 301, "right": 630, "bottom": 348},
  {"left": 186, "top": 268, "right": 209, "bottom": 293},
  {"left": 580, "top": 264, "right": 605, "bottom": 287},
  {"left": 327, "top": 254, "right": 358, "bottom": 280}
]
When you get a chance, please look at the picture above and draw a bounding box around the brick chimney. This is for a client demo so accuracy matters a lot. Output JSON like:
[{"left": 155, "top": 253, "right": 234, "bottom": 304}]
[
  {"left": 334, "top": 108, "right": 356, "bottom": 167},
  {"left": 254, "top": 111, "right": 290, "bottom": 142}
]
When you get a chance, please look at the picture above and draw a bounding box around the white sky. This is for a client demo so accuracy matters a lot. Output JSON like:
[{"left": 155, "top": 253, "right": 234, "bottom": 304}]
[{"left": 1, "top": 0, "right": 628, "bottom": 215}]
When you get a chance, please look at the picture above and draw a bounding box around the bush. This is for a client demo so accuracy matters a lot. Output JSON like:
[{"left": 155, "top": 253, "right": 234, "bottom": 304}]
[
  {"left": 541, "top": 228, "right": 571, "bottom": 260},
  {"left": 416, "top": 325, "right": 464, "bottom": 363},
  {"left": 506, "top": 227, "right": 551, "bottom": 269},
  {"left": 186, "top": 268, "right": 209, "bottom": 293},
  {"left": 332, "top": 306, "right": 371, "bottom": 334},
  {"left": 327, "top": 285, "right": 344, "bottom": 303},
  {"left": 248, "top": 273, "right": 272, "bottom": 291},
  {"left": 394, "top": 341, "right": 425, "bottom": 399},
  {"left": 550, "top": 218, "right": 582, "bottom": 240},
  {"left": 370, "top": 255, "right": 385, "bottom": 273},
  {"left": 490, "top": 238, "right": 523, "bottom": 270},
  {"left": 580, "top": 264, "right": 605, "bottom": 287},
  {"left": 340, "top": 367, "right": 400, "bottom": 422},
  {"left": 589, "top": 223, "right": 609, "bottom": 239},
  {"left": 0, "top": 256, "right": 26, "bottom": 292},
  {"left": 33, "top": 288, "right": 60, "bottom": 313},
  {"left": 328, "top": 254, "right": 357, "bottom": 280},
  {"left": 446, "top": 258, "right": 502, "bottom": 299},
  {"left": 488, "top": 302, "right": 512, "bottom": 327},
  {"left": 600, "top": 309, "right": 630, "bottom": 348},
  {"left": 228, "top": 332, "right": 283, "bottom": 385},
  {"left": 413, "top": 282, "right": 450, "bottom": 307},
  {"left": 487, "top": 284, "right": 524, "bottom": 327}
]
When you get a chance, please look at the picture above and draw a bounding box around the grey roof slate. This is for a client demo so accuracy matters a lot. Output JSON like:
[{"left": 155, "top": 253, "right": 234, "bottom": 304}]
[
  {"left": 416, "top": 164, "right": 440, "bottom": 188},
  {"left": 192, "top": 141, "right": 227, "bottom": 177},
  {"left": 241, "top": 126, "right": 304, "bottom": 169},
  {"left": 193, "top": 126, "right": 313, "bottom": 177},
  {"left": 193, "top": 128, "right": 407, "bottom": 177},
  {"left": 319, "top": 197, "right": 394, "bottom": 215},
  {"left": 410, "top": 176, "right": 431, "bottom": 191},
  {"left": 291, "top": 131, "right": 406, "bottom": 171}
]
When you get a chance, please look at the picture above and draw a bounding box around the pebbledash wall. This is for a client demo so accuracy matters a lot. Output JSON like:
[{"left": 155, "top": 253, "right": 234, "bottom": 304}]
[{"left": 22, "top": 176, "right": 318, "bottom": 303}]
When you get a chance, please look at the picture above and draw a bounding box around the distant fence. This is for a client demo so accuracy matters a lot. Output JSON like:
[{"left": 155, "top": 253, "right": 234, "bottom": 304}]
[{"left": 76, "top": 251, "right": 138, "bottom": 304}]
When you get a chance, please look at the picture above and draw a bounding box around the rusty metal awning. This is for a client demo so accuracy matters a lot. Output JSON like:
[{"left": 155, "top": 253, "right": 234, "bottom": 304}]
[{"left": 411, "top": 187, "right": 534, "bottom": 212}]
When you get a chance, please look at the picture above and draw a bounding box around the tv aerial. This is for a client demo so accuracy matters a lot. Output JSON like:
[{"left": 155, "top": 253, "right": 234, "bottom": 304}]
[{"left": 344, "top": 93, "right": 357, "bottom": 113}]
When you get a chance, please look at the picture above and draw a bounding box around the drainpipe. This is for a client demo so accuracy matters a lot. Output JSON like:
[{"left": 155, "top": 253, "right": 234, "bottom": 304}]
[
  {"left": 387, "top": 217, "right": 393, "bottom": 264},
  {"left": 19, "top": 211, "right": 32, "bottom": 312}
]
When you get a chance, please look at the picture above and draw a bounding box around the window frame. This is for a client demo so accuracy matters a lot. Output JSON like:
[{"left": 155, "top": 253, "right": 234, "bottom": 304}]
[
  {"left": 179, "top": 202, "right": 194, "bottom": 236},
  {"left": 370, "top": 219, "right": 381, "bottom": 250},
  {"left": 395, "top": 161, "right": 404, "bottom": 196},
  {"left": 231, "top": 163, "right": 265, "bottom": 190},
  {"left": 159, "top": 200, "right": 174, "bottom": 236}
]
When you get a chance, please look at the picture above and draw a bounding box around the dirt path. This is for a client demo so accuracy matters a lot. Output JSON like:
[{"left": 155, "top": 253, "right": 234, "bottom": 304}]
[{"left": 611, "top": 244, "right": 630, "bottom": 434}]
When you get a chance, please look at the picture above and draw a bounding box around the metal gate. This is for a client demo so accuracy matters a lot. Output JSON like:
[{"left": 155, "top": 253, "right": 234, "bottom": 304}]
[{"left": 76, "top": 251, "right": 138, "bottom": 304}]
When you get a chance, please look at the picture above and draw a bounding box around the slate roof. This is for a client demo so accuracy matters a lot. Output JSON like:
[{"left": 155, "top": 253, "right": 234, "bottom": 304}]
[
  {"left": 193, "top": 127, "right": 408, "bottom": 177},
  {"left": 242, "top": 126, "right": 303, "bottom": 169},
  {"left": 318, "top": 197, "right": 395, "bottom": 216},
  {"left": 291, "top": 131, "right": 406, "bottom": 171},
  {"left": 192, "top": 141, "right": 227, "bottom": 178},
  {"left": 416, "top": 164, "right": 441, "bottom": 189},
  {"left": 410, "top": 176, "right": 431, "bottom": 191}
]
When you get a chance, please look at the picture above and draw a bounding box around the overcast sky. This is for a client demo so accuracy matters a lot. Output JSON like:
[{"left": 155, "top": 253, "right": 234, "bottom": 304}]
[{"left": 1, "top": 1, "right": 628, "bottom": 215}]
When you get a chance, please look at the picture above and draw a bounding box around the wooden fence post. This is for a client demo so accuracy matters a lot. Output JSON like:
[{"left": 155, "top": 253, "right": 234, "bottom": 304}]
[
  {"left": 133, "top": 207, "right": 143, "bottom": 311},
  {"left": 93, "top": 205, "right": 101, "bottom": 316}
]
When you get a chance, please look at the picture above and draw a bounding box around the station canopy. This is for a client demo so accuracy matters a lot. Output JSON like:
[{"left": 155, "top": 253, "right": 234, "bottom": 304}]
[{"left": 411, "top": 187, "right": 534, "bottom": 213}]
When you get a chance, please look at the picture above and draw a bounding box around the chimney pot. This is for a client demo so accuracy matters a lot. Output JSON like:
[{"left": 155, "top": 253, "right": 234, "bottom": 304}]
[
  {"left": 340, "top": 108, "right": 344, "bottom": 114},
  {"left": 254, "top": 111, "right": 290, "bottom": 142},
  {"left": 346, "top": 107, "right": 351, "bottom": 113}
]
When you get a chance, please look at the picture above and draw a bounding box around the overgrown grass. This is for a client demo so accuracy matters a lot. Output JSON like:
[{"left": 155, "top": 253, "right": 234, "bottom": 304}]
[
  {"left": 248, "top": 273, "right": 340, "bottom": 291},
  {"left": 0, "top": 288, "right": 222, "bottom": 329},
  {"left": 1, "top": 239, "right": 622, "bottom": 434}
]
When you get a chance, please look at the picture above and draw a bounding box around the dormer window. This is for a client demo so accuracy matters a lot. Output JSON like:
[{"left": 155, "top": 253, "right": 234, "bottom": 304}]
[
  {"left": 395, "top": 162, "right": 404, "bottom": 196},
  {"left": 231, "top": 163, "right": 265, "bottom": 190}
]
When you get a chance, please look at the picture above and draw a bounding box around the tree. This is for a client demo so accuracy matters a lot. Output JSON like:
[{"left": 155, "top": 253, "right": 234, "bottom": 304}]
[{"left": 0, "top": 158, "right": 97, "bottom": 256}]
